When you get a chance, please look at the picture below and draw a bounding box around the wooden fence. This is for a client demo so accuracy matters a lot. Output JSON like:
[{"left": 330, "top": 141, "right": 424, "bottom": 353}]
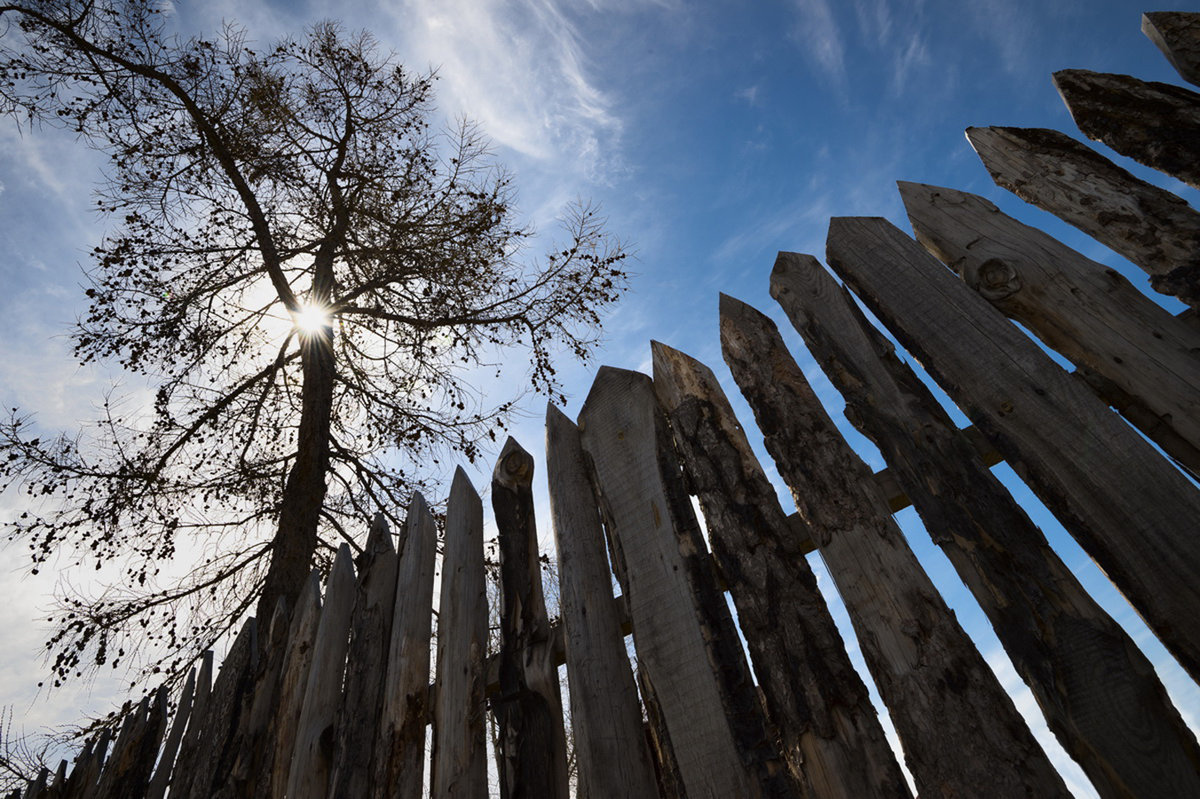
[{"left": 11, "top": 10, "right": 1200, "bottom": 799}]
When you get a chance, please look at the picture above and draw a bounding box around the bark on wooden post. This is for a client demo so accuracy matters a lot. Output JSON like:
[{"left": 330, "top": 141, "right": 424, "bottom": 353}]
[
  {"left": 229, "top": 598, "right": 290, "bottom": 798},
  {"left": 431, "top": 468, "right": 489, "bottom": 799},
  {"left": 966, "top": 125, "right": 1200, "bottom": 308},
  {"left": 1143, "top": 12, "right": 1200, "bottom": 87},
  {"left": 720, "top": 294, "right": 1071, "bottom": 799},
  {"left": 287, "top": 545, "right": 356, "bottom": 799},
  {"left": 375, "top": 493, "right": 438, "bottom": 799},
  {"left": 545, "top": 405, "right": 660, "bottom": 799},
  {"left": 491, "top": 437, "right": 571, "bottom": 799},
  {"left": 772, "top": 251, "right": 1200, "bottom": 798},
  {"left": 578, "top": 367, "right": 798, "bottom": 799},
  {"left": 269, "top": 571, "right": 322, "bottom": 799},
  {"left": 330, "top": 514, "right": 399, "bottom": 799},
  {"left": 825, "top": 215, "right": 1200, "bottom": 683},
  {"left": 650, "top": 344, "right": 911, "bottom": 799},
  {"left": 1054, "top": 69, "right": 1200, "bottom": 189},
  {"left": 900, "top": 180, "right": 1200, "bottom": 475}
]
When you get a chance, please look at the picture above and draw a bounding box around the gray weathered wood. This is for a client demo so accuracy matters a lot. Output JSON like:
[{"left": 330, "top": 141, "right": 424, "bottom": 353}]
[
  {"left": 1054, "top": 69, "right": 1200, "bottom": 189},
  {"left": 651, "top": 344, "right": 912, "bottom": 799},
  {"left": 330, "top": 514, "right": 399, "bottom": 799},
  {"left": 145, "top": 667, "right": 196, "bottom": 799},
  {"left": 227, "top": 598, "right": 290, "bottom": 799},
  {"left": 431, "top": 469, "right": 489, "bottom": 799},
  {"left": 375, "top": 493, "right": 438, "bottom": 799},
  {"left": 772, "top": 251, "right": 1200, "bottom": 798},
  {"left": 95, "top": 691, "right": 166, "bottom": 799},
  {"left": 162, "top": 651, "right": 211, "bottom": 799},
  {"left": 183, "top": 618, "right": 257, "bottom": 799},
  {"left": 492, "top": 437, "right": 571, "bottom": 799},
  {"left": 545, "top": 405, "right": 660, "bottom": 799},
  {"left": 900, "top": 180, "right": 1200, "bottom": 475},
  {"left": 578, "top": 367, "right": 797, "bottom": 799},
  {"left": 826, "top": 215, "right": 1200, "bottom": 682},
  {"left": 720, "top": 293, "right": 1071, "bottom": 799},
  {"left": 269, "top": 571, "right": 322, "bottom": 799},
  {"left": 1143, "top": 12, "right": 1200, "bottom": 87},
  {"left": 287, "top": 545, "right": 356, "bottom": 799},
  {"left": 966, "top": 125, "right": 1200, "bottom": 308}
]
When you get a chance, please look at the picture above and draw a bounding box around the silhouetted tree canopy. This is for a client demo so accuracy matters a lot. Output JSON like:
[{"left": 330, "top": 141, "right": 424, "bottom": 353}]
[{"left": 0, "top": 0, "right": 627, "bottom": 692}]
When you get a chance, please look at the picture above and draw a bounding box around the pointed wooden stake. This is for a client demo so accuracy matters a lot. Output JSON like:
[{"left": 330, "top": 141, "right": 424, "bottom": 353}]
[{"left": 1143, "top": 12, "right": 1200, "bottom": 87}]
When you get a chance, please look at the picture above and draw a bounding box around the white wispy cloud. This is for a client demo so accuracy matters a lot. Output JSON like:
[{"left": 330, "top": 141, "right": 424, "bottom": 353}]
[{"left": 788, "top": 0, "right": 848, "bottom": 86}]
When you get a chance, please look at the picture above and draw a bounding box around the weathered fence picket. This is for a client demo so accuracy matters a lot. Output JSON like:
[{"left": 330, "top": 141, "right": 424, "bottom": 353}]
[
  {"left": 720, "top": 293, "right": 1071, "bottom": 798},
  {"left": 965, "top": 125, "right": 1200, "bottom": 308},
  {"left": 544, "top": 405, "right": 659, "bottom": 799},
  {"left": 1142, "top": 11, "right": 1200, "bottom": 87},
  {"left": 826, "top": 215, "right": 1200, "bottom": 682},
  {"left": 184, "top": 618, "right": 256, "bottom": 799},
  {"left": 1053, "top": 68, "right": 1200, "bottom": 189},
  {"left": 144, "top": 666, "right": 194, "bottom": 799},
  {"left": 430, "top": 469, "right": 488, "bottom": 799},
  {"left": 375, "top": 495, "right": 436, "bottom": 799},
  {"left": 899, "top": 180, "right": 1200, "bottom": 475},
  {"left": 771, "top": 250, "right": 1200, "bottom": 798},
  {"left": 330, "top": 515, "right": 398, "bottom": 798},
  {"left": 650, "top": 341, "right": 911, "bottom": 799},
  {"left": 578, "top": 367, "right": 792, "bottom": 799},
  {"left": 268, "top": 572, "right": 321, "bottom": 799}
]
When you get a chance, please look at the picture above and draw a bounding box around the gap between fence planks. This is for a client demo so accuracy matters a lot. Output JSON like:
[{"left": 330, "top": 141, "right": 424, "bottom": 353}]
[
  {"left": 1143, "top": 12, "right": 1200, "bottom": 87},
  {"left": 651, "top": 342, "right": 912, "bottom": 799},
  {"left": 826, "top": 215, "right": 1200, "bottom": 684},
  {"left": 900, "top": 180, "right": 1200, "bottom": 476},
  {"left": 965, "top": 125, "right": 1200, "bottom": 308},
  {"left": 1053, "top": 69, "right": 1200, "bottom": 190},
  {"left": 771, "top": 251, "right": 1200, "bottom": 799},
  {"left": 545, "top": 405, "right": 660, "bottom": 799},
  {"left": 719, "top": 293, "right": 1071, "bottom": 799}
]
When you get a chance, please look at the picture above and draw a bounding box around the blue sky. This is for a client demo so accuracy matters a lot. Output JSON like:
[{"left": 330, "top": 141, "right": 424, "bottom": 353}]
[{"left": 1, "top": 1, "right": 1197, "bottom": 794}]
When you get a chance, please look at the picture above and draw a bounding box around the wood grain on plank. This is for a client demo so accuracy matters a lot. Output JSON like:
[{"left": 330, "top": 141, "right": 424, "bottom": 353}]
[{"left": 1143, "top": 12, "right": 1200, "bottom": 87}]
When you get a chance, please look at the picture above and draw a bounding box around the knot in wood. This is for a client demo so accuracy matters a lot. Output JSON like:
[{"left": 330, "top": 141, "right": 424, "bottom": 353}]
[
  {"left": 967, "top": 257, "right": 1022, "bottom": 301},
  {"left": 494, "top": 438, "right": 535, "bottom": 490}
]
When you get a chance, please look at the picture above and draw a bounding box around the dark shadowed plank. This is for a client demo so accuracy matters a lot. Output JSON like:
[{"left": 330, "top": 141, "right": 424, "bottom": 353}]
[
  {"left": 966, "top": 126, "right": 1200, "bottom": 307},
  {"left": 375, "top": 494, "right": 437, "bottom": 799},
  {"left": 492, "top": 438, "right": 571, "bottom": 799},
  {"left": 268, "top": 571, "right": 322, "bottom": 799},
  {"left": 720, "top": 294, "right": 1070, "bottom": 799},
  {"left": 145, "top": 667, "right": 195, "bottom": 799},
  {"left": 651, "top": 343, "right": 911, "bottom": 799},
  {"left": 825, "top": 215, "right": 1200, "bottom": 682},
  {"left": 1054, "top": 69, "right": 1200, "bottom": 189},
  {"left": 1143, "top": 12, "right": 1200, "bottom": 87},
  {"left": 900, "top": 180, "right": 1200, "bottom": 476},
  {"left": 773, "top": 251, "right": 1200, "bottom": 798},
  {"left": 545, "top": 405, "right": 660, "bottom": 799},
  {"left": 431, "top": 469, "right": 489, "bottom": 799},
  {"left": 330, "top": 514, "right": 398, "bottom": 799},
  {"left": 579, "top": 367, "right": 800, "bottom": 799}
]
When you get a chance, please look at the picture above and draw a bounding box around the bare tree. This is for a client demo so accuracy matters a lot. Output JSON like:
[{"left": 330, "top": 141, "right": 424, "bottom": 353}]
[{"left": 0, "top": 0, "right": 627, "bottom": 694}]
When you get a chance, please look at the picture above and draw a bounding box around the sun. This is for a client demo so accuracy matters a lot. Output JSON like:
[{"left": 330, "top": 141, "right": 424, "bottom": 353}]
[{"left": 293, "top": 303, "right": 331, "bottom": 334}]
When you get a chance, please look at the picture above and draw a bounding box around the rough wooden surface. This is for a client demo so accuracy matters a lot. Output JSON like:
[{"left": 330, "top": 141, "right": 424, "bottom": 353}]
[
  {"left": 578, "top": 367, "right": 780, "bottom": 799},
  {"left": 183, "top": 618, "right": 257, "bottom": 799},
  {"left": 545, "top": 405, "right": 660, "bottom": 799},
  {"left": 145, "top": 667, "right": 195, "bottom": 799},
  {"left": 966, "top": 125, "right": 1200, "bottom": 307},
  {"left": 900, "top": 180, "right": 1200, "bottom": 475},
  {"left": 431, "top": 469, "right": 489, "bottom": 799},
  {"left": 492, "top": 437, "right": 571, "bottom": 799},
  {"left": 330, "top": 514, "right": 399, "bottom": 799},
  {"left": 825, "top": 215, "right": 1200, "bottom": 682},
  {"left": 287, "top": 546, "right": 356, "bottom": 799},
  {"left": 651, "top": 342, "right": 912, "bottom": 799},
  {"left": 376, "top": 494, "right": 437, "bottom": 799},
  {"left": 1054, "top": 69, "right": 1200, "bottom": 189},
  {"left": 720, "top": 293, "right": 1071, "bottom": 799},
  {"left": 772, "top": 251, "right": 1200, "bottom": 799},
  {"left": 269, "top": 571, "right": 322, "bottom": 799},
  {"left": 1143, "top": 12, "right": 1200, "bottom": 87},
  {"left": 227, "top": 599, "right": 289, "bottom": 799}
]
